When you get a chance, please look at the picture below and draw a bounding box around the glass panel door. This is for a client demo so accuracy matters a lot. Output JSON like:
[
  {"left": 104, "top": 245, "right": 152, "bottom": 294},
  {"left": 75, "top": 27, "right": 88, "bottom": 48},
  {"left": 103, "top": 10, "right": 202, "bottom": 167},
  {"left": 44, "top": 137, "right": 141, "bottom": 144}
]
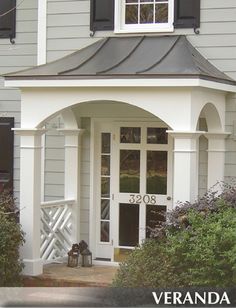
[
  {"left": 94, "top": 121, "right": 172, "bottom": 262},
  {"left": 113, "top": 123, "right": 172, "bottom": 262}
]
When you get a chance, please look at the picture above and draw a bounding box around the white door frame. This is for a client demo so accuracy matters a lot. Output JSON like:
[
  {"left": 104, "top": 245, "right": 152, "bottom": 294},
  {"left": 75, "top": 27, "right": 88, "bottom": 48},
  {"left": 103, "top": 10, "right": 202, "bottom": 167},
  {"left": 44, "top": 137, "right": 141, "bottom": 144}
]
[{"left": 90, "top": 118, "right": 173, "bottom": 261}]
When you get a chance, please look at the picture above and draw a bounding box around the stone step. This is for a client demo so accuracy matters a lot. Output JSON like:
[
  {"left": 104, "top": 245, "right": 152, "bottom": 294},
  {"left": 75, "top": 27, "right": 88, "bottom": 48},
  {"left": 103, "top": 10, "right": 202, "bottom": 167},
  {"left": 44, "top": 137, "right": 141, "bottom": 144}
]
[
  {"left": 23, "top": 276, "right": 110, "bottom": 287},
  {"left": 22, "top": 263, "right": 117, "bottom": 287}
]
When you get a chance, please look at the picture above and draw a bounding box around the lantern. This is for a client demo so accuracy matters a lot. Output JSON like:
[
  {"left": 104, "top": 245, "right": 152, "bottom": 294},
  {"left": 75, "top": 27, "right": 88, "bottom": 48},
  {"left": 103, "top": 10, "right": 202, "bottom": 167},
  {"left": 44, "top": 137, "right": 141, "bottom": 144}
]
[
  {"left": 67, "top": 244, "right": 79, "bottom": 267},
  {"left": 81, "top": 248, "right": 92, "bottom": 267}
]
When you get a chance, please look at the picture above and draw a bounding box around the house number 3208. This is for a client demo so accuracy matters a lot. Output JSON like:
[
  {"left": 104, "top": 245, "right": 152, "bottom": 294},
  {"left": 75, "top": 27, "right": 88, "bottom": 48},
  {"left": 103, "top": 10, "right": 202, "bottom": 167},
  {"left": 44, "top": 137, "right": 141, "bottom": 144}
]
[{"left": 129, "top": 194, "right": 157, "bottom": 205}]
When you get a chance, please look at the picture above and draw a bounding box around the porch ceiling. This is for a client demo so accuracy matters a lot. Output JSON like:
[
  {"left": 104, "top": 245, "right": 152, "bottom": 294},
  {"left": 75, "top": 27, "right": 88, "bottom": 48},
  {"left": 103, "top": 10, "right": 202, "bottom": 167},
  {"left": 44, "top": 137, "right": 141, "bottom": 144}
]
[{"left": 5, "top": 36, "right": 236, "bottom": 86}]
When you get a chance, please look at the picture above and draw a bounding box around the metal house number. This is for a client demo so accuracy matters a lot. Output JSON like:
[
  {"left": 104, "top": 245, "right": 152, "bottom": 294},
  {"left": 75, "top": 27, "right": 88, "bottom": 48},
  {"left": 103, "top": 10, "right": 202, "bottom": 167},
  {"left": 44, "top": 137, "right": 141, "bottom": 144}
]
[{"left": 129, "top": 194, "right": 157, "bottom": 205}]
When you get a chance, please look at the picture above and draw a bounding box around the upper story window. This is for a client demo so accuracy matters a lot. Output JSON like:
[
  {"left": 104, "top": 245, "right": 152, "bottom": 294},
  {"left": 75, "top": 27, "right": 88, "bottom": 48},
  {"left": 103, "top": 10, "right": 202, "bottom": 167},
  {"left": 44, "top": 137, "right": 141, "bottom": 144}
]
[
  {"left": 90, "top": 0, "right": 200, "bottom": 34},
  {"left": 116, "top": 0, "right": 174, "bottom": 33},
  {"left": 0, "top": 0, "right": 16, "bottom": 40}
]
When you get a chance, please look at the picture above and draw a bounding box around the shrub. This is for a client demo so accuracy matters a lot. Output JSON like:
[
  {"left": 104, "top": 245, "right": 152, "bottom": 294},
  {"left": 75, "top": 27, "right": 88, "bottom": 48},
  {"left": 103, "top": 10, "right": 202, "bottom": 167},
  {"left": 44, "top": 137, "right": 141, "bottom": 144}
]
[
  {"left": 0, "top": 190, "right": 25, "bottom": 286},
  {"left": 113, "top": 187, "right": 236, "bottom": 287}
]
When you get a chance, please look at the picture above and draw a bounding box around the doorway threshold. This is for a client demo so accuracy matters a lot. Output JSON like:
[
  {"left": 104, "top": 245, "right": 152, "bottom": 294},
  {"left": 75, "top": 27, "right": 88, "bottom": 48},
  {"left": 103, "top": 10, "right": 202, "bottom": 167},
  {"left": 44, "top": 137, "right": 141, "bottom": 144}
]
[{"left": 93, "top": 259, "right": 119, "bottom": 267}]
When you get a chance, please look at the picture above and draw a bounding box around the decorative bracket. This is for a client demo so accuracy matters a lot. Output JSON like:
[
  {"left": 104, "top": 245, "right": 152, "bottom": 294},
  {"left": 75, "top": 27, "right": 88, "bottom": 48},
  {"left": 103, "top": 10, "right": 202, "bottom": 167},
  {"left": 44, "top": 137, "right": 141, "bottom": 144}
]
[
  {"left": 9, "top": 35, "right": 15, "bottom": 44},
  {"left": 193, "top": 25, "right": 200, "bottom": 35},
  {"left": 90, "top": 30, "right": 95, "bottom": 37}
]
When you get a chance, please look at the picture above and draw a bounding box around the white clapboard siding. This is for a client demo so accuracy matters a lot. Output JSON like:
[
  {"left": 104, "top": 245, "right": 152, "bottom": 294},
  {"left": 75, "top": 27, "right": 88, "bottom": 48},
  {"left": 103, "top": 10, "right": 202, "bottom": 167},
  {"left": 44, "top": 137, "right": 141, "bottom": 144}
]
[
  {"left": 0, "top": 0, "right": 38, "bottom": 204},
  {"left": 198, "top": 119, "right": 208, "bottom": 197},
  {"left": 44, "top": 119, "right": 65, "bottom": 201},
  {"left": 198, "top": 136, "right": 208, "bottom": 197},
  {"left": 225, "top": 94, "right": 236, "bottom": 184}
]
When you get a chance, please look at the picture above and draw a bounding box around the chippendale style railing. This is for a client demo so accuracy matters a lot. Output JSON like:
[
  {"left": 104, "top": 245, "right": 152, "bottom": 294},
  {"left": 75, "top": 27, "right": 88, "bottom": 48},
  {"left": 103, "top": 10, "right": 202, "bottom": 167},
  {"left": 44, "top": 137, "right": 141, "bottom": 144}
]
[{"left": 40, "top": 199, "right": 75, "bottom": 261}]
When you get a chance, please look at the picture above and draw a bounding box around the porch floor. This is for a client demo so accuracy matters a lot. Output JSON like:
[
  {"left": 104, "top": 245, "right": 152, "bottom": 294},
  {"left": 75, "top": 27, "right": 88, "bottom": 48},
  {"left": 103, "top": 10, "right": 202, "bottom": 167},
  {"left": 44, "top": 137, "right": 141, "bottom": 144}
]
[{"left": 23, "top": 263, "right": 118, "bottom": 287}]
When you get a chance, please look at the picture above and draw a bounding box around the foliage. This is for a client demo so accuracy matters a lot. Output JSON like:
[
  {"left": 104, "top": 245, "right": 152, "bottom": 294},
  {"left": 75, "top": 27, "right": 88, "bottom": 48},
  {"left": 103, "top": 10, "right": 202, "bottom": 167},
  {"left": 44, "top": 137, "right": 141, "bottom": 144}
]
[
  {"left": 113, "top": 185, "right": 236, "bottom": 287},
  {"left": 0, "top": 190, "right": 25, "bottom": 286}
]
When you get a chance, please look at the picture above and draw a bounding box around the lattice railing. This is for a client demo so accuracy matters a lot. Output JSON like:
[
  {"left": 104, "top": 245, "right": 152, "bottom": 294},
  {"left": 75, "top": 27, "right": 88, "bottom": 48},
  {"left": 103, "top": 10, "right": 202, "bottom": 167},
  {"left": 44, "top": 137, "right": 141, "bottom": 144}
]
[{"left": 40, "top": 199, "right": 75, "bottom": 261}]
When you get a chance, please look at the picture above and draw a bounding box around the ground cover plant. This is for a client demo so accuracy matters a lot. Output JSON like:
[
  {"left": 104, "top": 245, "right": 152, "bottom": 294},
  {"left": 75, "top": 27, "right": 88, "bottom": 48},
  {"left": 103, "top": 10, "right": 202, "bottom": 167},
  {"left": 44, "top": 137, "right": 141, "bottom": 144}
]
[
  {"left": 0, "top": 190, "right": 25, "bottom": 286},
  {"left": 113, "top": 183, "right": 236, "bottom": 287}
]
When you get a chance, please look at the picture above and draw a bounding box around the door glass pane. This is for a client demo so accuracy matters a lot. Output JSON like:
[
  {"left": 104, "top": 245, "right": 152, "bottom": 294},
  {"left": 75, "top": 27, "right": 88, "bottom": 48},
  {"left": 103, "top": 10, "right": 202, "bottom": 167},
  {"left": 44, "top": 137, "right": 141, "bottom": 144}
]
[
  {"left": 147, "top": 127, "right": 168, "bottom": 144},
  {"left": 146, "top": 205, "right": 166, "bottom": 238},
  {"left": 101, "top": 133, "right": 111, "bottom": 153},
  {"left": 101, "top": 177, "right": 110, "bottom": 197},
  {"left": 101, "top": 199, "right": 110, "bottom": 220},
  {"left": 146, "top": 151, "right": 167, "bottom": 194},
  {"left": 120, "top": 127, "right": 141, "bottom": 143},
  {"left": 101, "top": 221, "right": 109, "bottom": 242},
  {"left": 119, "top": 203, "right": 139, "bottom": 246},
  {"left": 101, "top": 155, "right": 110, "bottom": 175},
  {"left": 120, "top": 150, "right": 140, "bottom": 193}
]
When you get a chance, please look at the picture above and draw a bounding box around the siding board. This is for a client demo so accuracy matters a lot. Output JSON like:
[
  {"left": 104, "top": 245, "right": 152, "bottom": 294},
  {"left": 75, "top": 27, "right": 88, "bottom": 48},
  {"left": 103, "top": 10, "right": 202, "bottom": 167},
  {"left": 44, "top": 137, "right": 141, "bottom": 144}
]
[{"left": 48, "top": 1, "right": 89, "bottom": 14}]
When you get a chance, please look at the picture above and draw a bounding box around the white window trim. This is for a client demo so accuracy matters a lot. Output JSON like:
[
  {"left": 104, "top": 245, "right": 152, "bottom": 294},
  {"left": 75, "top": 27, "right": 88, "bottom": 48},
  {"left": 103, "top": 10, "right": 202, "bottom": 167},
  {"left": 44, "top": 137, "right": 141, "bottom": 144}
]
[
  {"left": 37, "top": 0, "right": 47, "bottom": 65},
  {"left": 114, "top": 0, "right": 174, "bottom": 34}
]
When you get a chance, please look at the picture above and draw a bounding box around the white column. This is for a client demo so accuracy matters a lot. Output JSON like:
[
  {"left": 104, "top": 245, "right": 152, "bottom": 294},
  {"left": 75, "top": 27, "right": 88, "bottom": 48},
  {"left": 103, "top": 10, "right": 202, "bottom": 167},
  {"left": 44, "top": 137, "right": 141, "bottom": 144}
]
[
  {"left": 168, "top": 131, "right": 202, "bottom": 206},
  {"left": 58, "top": 129, "right": 84, "bottom": 244},
  {"left": 14, "top": 128, "right": 46, "bottom": 276},
  {"left": 205, "top": 133, "right": 230, "bottom": 190}
]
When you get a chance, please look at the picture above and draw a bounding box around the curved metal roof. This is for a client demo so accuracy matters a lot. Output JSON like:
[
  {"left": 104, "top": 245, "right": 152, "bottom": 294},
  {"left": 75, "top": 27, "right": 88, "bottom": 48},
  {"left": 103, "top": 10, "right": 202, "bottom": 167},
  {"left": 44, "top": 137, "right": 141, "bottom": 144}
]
[{"left": 6, "top": 35, "right": 236, "bottom": 85}]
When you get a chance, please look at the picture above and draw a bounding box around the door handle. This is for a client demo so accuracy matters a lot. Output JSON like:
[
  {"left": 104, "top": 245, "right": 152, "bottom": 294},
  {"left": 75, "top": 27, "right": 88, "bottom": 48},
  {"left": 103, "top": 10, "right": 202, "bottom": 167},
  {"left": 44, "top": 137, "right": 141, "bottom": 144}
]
[{"left": 167, "top": 196, "right": 171, "bottom": 201}]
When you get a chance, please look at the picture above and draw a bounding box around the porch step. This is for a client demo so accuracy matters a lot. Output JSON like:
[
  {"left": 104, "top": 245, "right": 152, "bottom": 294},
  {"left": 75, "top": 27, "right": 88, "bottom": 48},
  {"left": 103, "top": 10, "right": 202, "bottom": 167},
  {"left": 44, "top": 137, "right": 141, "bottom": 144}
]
[
  {"left": 23, "top": 276, "right": 110, "bottom": 287},
  {"left": 22, "top": 263, "right": 117, "bottom": 287}
]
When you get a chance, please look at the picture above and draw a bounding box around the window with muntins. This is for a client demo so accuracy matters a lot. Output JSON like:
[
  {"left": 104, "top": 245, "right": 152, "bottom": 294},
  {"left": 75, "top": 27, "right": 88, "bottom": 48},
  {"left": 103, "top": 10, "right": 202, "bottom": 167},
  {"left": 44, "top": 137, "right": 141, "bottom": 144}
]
[
  {"left": 90, "top": 0, "right": 200, "bottom": 34},
  {"left": 117, "top": 0, "right": 174, "bottom": 33}
]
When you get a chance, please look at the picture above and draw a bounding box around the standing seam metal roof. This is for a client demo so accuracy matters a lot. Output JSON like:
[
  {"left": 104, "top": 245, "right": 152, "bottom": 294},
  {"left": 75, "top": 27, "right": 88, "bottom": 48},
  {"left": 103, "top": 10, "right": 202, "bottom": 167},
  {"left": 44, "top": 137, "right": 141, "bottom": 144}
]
[{"left": 5, "top": 35, "right": 236, "bottom": 85}]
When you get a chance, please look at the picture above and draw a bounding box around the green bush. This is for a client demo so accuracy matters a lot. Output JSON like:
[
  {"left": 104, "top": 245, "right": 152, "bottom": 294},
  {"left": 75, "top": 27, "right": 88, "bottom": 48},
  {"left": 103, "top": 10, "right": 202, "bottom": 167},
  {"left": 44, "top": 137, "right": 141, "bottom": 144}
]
[
  {"left": 113, "top": 190, "right": 236, "bottom": 287},
  {"left": 0, "top": 191, "right": 25, "bottom": 286}
]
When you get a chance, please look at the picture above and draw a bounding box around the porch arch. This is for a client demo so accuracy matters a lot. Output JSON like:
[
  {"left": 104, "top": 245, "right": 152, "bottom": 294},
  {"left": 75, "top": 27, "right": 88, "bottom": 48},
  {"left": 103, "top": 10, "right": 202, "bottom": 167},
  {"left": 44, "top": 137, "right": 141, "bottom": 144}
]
[
  {"left": 21, "top": 87, "right": 192, "bottom": 130},
  {"left": 196, "top": 102, "right": 229, "bottom": 193},
  {"left": 197, "top": 102, "right": 223, "bottom": 132},
  {"left": 37, "top": 99, "right": 175, "bottom": 130}
]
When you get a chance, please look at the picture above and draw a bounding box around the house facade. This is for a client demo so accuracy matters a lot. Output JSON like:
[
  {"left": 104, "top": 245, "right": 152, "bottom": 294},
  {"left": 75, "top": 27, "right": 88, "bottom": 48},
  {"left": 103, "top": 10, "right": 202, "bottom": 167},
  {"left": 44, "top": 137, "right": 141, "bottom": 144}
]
[{"left": 1, "top": 0, "right": 236, "bottom": 276}]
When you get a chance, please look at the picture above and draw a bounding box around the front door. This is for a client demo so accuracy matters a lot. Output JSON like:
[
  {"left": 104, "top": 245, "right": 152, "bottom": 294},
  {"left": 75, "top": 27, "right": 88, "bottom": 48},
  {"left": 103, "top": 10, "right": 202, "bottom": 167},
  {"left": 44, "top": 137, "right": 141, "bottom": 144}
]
[{"left": 94, "top": 121, "right": 172, "bottom": 261}]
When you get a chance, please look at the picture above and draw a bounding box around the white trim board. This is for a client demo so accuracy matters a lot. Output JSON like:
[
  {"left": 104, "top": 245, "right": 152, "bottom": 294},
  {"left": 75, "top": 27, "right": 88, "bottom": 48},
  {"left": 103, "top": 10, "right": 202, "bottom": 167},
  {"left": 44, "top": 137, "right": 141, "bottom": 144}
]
[
  {"left": 4, "top": 78, "right": 236, "bottom": 92},
  {"left": 37, "top": 0, "right": 47, "bottom": 65}
]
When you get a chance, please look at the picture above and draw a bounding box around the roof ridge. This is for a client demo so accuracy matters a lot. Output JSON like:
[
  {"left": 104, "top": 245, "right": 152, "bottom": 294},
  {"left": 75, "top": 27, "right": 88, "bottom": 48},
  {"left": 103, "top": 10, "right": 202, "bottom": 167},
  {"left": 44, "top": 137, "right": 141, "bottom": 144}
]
[
  {"left": 97, "top": 36, "right": 145, "bottom": 74},
  {"left": 136, "top": 36, "right": 180, "bottom": 74},
  {"left": 59, "top": 37, "right": 110, "bottom": 75}
]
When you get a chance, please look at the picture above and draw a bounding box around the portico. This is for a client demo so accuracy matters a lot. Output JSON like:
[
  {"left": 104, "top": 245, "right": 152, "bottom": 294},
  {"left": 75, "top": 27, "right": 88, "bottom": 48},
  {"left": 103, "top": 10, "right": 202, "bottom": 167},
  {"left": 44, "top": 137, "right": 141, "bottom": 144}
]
[{"left": 4, "top": 35, "right": 236, "bottom": 275}]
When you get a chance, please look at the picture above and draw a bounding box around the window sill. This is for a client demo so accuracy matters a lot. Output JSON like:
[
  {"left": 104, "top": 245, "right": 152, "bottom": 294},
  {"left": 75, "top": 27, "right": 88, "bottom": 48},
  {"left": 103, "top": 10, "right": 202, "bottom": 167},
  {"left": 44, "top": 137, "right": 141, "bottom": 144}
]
[{"left": 114, "top": 26, "right": 174, "bottom": 35}]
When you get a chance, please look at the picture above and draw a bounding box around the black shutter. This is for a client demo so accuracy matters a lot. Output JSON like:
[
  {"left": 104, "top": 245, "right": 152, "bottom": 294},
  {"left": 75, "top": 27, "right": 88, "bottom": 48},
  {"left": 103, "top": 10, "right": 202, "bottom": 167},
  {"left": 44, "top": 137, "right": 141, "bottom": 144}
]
[
  {"left": 90, "top": 0, "right": 114, "bottom": 32},
  {"left": 174, "top": 0, "right": 200, "bottom": 29},
  {"left": 0, "top": 0, "right": 16, "bottom": 39},
  {"left": 0, "top": 118, "right": 14, "bottom": 192}
]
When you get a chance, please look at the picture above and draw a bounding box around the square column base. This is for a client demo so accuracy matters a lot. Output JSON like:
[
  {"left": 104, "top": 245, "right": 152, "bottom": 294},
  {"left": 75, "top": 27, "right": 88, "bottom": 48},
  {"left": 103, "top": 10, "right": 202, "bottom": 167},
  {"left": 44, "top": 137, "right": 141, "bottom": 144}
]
[{"left": 22, "top": 258, "right": 43, "bottom": 276}]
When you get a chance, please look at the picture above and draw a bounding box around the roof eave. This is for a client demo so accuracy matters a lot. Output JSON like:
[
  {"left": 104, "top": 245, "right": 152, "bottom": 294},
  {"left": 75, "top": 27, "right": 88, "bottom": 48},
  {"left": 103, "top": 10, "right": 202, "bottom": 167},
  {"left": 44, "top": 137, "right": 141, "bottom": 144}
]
[{"left": 4, "top": 76, "right": 236, "bottom": 93}]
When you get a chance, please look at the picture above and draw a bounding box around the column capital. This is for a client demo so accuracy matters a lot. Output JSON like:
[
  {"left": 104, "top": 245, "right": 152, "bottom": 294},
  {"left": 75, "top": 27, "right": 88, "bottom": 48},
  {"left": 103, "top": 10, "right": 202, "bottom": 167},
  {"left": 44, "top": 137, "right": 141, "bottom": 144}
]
[
  {"left": 57, "top": 128, "right": 85, "bottom": 136},
  {"left": 167, "top": 130, "right": 205, "bottom": 139},
  {"left": 13, "top": 128, "right": 47, "bottom": 136},
  {"left": 204, "top": 132, "right": 230, "bottom": 140}
]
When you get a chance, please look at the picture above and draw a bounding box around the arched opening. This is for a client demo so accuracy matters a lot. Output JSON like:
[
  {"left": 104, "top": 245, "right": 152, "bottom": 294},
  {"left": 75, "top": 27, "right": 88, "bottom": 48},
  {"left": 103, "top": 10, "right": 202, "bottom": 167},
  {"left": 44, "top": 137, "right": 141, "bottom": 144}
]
[
  {"left": 196, "top": 102, "right": 225, "bottom": 197},
  {"left": 197, "top": 102, "right": 223, "bottom": 133},
  {"left": 38, "top": 100, "right": 174, "bottom": 262}
]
